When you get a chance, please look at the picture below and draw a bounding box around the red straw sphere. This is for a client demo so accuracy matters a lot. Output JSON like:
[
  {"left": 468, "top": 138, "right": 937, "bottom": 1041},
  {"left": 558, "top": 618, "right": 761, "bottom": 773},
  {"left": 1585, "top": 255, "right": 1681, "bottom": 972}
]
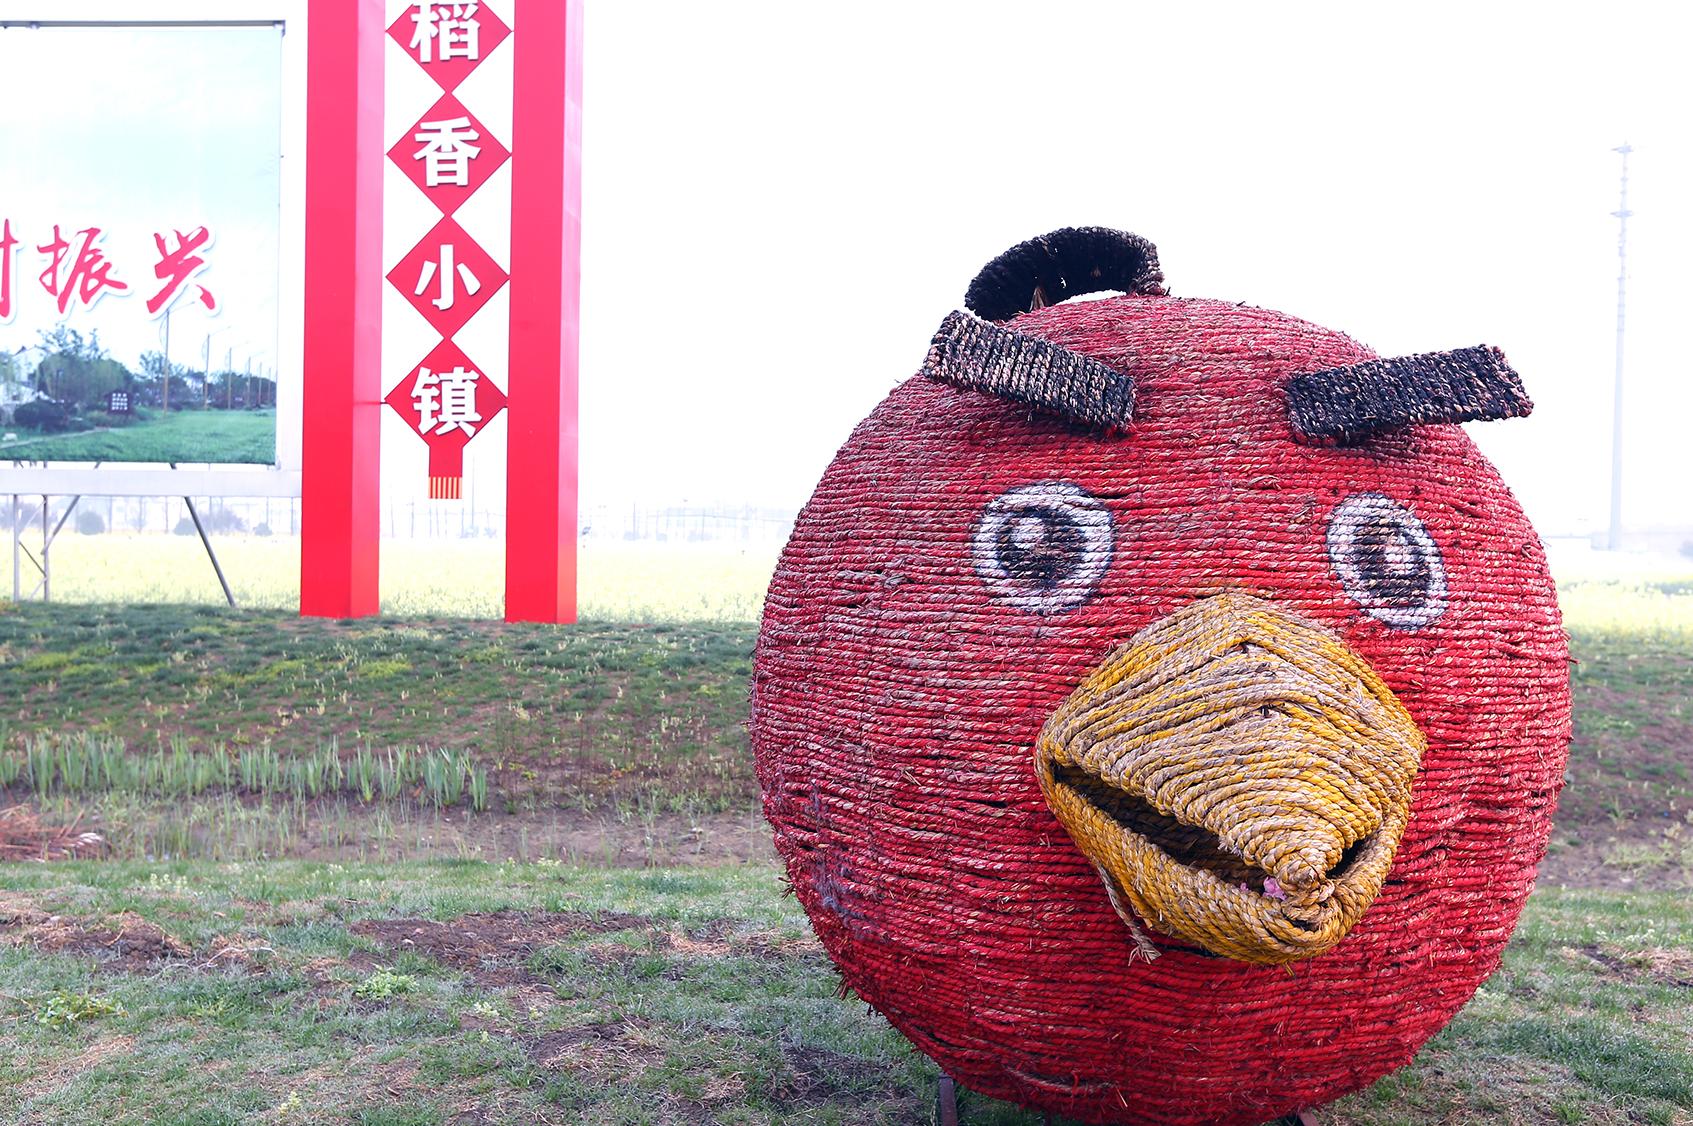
[{"left": 751, "top": 294, "right": 1572, "bottom": 1125}]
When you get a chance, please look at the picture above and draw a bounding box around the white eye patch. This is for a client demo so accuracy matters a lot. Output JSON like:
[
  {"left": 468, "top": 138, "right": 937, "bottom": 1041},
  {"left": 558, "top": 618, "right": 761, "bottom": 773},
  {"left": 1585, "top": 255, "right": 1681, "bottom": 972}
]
[
  {"left": 973, "top": 482, "right": 1113, "bottom": 615},
  {"left": 1327, "top": 493, "right": 1448, "bottom": 629}
]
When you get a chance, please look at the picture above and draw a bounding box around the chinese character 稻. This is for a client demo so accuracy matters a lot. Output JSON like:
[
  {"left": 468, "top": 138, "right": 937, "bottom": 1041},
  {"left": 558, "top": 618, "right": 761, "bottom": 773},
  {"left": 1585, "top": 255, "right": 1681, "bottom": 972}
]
[
  {"left": 413, "top": 243, "right": 482, "bottom": 311},
  {"left": 410, "top": 2, "right": 481, "bottom": 64},
  {"left": 412, "top": 364, "right": 483, "bottom": 436},
  {"left": 413, "top": 117, "right": 482, "bottom": 187},
  {"left": 37, "top": 224, "right": 129, "bottom": 315},
  {"left": 146, "top": 226, "right": 218, "bottom": 316}
]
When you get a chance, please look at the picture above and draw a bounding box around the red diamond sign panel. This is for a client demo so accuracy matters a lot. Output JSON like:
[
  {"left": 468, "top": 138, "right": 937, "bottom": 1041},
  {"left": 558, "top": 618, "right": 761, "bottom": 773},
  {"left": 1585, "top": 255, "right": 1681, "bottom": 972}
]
[
  {"left": 388, "top": 1, "right": 509, "bottom": 93},
  {"left": 386, "top": 216, "right": 507, "bottom": 339},
  {"left": 388, "top": 94, "right": 509, "bottom": 217},
  {"left": 384, "top": 337, "right": 508, "bottom": 440},
  {"left": 384, "top": 338, "right": 508, "bottom": 484}
]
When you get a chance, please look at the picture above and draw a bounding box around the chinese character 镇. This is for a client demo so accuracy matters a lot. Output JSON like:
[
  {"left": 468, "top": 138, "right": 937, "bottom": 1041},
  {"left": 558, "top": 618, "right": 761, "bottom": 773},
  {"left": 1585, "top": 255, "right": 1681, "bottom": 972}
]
[
  {"left": 413, "top": 117, "right": 482, "bottom": 187},
  {"left": 410, "top": 2, "right": 481, "bottom": 64},
  {"left": 0, "top": 219, "right": 17, "bottom": 321},
  {"left": 37, "top": 224, "right": 129, "bottom": 315},
  {"left": 146, "top": 226, "right": 218, "bottom": 316},
  {"left": 413, "top": 243, "right": 482, "bottom": 311},
  {"left": 412, "top": 364, "right": 482, "bottom": 436}
]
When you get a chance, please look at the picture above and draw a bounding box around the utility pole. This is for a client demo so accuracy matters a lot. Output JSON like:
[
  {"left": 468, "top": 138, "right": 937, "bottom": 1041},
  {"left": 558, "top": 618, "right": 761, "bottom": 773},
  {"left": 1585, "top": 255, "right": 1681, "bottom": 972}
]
[
  {"left": 203, "top": 334, "right": 211, "bottom": 408},
  {"left": 1607, "top": 143, "right": 1633, "bottom": 552}
]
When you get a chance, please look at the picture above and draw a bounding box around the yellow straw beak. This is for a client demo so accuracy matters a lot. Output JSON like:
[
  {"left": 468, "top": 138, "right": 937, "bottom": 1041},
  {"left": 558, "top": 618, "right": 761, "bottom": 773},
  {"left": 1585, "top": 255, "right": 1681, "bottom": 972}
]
[{"left": 1035, "top": 593, "right": 1425, "bottom": 965}]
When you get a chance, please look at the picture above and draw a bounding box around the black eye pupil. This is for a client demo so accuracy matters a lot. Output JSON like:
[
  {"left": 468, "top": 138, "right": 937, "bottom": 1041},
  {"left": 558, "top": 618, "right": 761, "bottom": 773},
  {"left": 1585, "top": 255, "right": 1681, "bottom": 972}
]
[
  {"left": 996, "top": 509, "right": 1084, "bottom": 591},
  {"left": 1326, "top": 493, "right": 1446, "bottom": 630},
  {"left": 1351, "top": 519, "right": 1434, "bottom": 608}
]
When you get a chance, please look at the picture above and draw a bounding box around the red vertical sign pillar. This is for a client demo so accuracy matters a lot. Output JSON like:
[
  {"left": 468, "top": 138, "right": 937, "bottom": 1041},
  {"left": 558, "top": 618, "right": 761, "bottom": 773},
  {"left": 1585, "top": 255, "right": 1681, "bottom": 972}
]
[
  {"left": 300, "top": 0, "right": 385, "bottom": 617},
  {"left": 505, "top": 0, "right": 584, "bottom": 623}
]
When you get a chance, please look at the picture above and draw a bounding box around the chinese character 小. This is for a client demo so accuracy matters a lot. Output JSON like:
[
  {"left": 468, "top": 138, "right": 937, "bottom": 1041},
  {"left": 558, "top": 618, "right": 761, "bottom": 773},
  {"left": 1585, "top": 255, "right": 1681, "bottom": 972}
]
[{"left": 413, "top": 243, "right": 482, "bottom": 311}]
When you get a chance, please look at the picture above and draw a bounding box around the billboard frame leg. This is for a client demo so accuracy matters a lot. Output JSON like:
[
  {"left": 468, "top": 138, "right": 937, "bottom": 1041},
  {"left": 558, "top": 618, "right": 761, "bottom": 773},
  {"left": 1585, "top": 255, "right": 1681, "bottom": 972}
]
[
  {"left": 183, "top": 497, "right": 237, "bottom": 608},
  {"left": 8, "top": 493, "right": 79, "bottom": 602}
]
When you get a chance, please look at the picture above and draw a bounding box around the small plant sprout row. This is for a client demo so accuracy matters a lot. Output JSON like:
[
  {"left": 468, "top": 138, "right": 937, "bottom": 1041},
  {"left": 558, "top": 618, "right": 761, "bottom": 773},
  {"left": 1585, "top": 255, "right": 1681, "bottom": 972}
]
[{"left": 3, "top": 733, "right": 489, "bottom": 811}]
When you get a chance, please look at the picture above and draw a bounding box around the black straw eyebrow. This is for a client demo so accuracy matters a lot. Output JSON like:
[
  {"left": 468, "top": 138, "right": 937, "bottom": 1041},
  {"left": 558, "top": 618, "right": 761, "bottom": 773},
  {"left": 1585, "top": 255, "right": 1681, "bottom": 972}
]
[
  {"left": 920, "top": 310, "right": 1136, "bottom": 433},
  {"left": 1286, "top": 346, "right": 1533, "bottom": 446}
]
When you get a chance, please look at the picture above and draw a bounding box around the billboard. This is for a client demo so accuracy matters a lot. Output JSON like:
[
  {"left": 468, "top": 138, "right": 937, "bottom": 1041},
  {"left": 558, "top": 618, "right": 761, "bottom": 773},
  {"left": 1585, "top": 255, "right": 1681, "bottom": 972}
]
[{"left": 0, "top": 21, "right": 284, "bottom": 466}]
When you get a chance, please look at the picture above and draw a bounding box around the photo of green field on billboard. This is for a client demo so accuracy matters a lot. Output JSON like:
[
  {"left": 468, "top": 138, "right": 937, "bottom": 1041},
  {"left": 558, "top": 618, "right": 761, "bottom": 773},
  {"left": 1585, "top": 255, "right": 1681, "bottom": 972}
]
[{"left": 0, "top": 24, "right": 282, "bottom": 466}]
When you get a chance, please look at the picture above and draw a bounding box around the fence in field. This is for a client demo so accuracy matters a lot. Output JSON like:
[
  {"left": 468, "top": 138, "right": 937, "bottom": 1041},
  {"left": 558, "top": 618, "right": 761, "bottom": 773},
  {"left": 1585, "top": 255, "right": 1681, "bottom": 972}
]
[{"left": 0, "top": 495, "right": 799, "bottom": 544}]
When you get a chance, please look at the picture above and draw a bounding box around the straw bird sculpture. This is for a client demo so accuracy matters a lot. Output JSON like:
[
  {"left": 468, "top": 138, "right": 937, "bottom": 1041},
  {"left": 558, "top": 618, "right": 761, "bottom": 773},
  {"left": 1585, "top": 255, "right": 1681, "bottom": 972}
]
[{"left": 751, "top": 228, "right": 1571, "bottom": 1125}]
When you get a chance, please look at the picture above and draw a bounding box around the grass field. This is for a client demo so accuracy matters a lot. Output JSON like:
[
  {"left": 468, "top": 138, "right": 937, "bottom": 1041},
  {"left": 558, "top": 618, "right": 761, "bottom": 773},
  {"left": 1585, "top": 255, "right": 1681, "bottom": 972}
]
[
  {"left": 1, "top": 596, "right": 1689, "bottom": 884},
  {"left": 1, "top": 409, "right": 276, "bottom": 464},
  {"left": 2, "top": 546, "right": 1691, "bottom": 1123},
  {"left": 0, "top": 537, "right": 774, "bottom": 621},
  {"left": 1, "top": 861, "right": 1688, "bottom": 1126},
  {"left": 0, "top": 604, "right": 752, "bottom": 820},
  {"left": 3, "top": 533, "right": 1690, "bottom": 632}
]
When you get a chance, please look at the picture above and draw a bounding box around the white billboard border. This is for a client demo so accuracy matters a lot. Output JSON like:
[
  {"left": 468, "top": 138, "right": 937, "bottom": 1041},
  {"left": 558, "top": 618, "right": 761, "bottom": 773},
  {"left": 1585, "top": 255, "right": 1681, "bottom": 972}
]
[{"left": 0, "top": 0, "right": 307, "bottom": 499}]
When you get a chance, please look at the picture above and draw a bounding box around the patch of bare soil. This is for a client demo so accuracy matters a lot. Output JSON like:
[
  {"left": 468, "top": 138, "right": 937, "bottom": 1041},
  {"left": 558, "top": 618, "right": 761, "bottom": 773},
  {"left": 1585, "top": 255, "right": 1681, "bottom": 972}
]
[
  {"left": 200, "top": 932, "right": 278, "bottom": 973},
  {"left": 0, "top": 895, "right": 190, "bottom": 970},
  {"left": 772, "top": 1043, "right": 922, "bottom": 1115},
  {"left": 348, "top": 908, "right": 653, "bottom": 986},
  {"left": 347, "top": 908, "right": 823, "bottom": 996},
  {"left": 0, "top": 803, "right": 104, "bottom": 861},
  {"left": 525, "top": 1018, "right": 638, "bottom": 1066},
  {"left": 38, "top": 1034, "right": 138, "bottom": 1088},
  {"left": 659, "top": 916, "right": 821, "bottom": 962},
  {"left": 1534, "top": 829, "right": 1692, "bottom": 892},
  {"left": 1563, "top": 943, "right": 1693, "bottom": 988}
]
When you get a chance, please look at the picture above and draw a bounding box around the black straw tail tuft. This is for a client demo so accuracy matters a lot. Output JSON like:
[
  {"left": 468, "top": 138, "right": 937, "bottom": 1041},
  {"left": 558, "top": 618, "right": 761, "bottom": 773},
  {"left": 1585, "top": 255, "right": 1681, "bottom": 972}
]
[{"left": 964, "top": 227, "right": 1165, "bottom": 322}]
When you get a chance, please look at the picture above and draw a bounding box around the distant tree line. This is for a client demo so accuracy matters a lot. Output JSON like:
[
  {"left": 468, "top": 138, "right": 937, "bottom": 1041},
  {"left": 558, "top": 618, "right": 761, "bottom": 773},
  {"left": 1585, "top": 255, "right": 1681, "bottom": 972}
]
[{"left": 3, "top": 327, "right": 275, "bottom": 433}]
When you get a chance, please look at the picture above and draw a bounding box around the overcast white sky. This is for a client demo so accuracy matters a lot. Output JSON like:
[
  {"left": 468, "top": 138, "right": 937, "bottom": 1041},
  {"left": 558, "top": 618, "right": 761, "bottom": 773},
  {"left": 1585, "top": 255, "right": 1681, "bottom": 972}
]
[
  {"left": 578, "top": 0, "right": 1692, "bottom": 536},
  {"left": 3, "top": 3, "right": 1690, "bottom": 541}
]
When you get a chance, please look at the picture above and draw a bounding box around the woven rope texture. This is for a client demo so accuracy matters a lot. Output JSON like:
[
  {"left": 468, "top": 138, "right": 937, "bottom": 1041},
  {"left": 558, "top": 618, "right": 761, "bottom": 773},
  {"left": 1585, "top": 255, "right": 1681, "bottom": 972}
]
[
  {"left": 923, "top": 310, "right": 1136, "bottom": 432},
  {"left": 1036, "top": 592, "right": 1424, "bottom": 965},
  {"left": 751, "top": 283, "right": 1570, "bottom": 1126},
  {"left": 1287, "top": 345, "right": 1534, "bottom": 446},
  {"left": 964, "top": 226, "right": 1166, "bottom": 321}
]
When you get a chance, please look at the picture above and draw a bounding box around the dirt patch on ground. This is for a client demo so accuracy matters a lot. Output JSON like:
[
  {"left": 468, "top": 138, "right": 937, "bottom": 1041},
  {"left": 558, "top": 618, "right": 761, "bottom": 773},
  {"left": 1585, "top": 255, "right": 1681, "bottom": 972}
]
[
  {"left": 0, "top": 893, "right": 50, "bottom": 929},
  {"left": 1535, "top": 829, "right": 1692, "bottom": 893},
  {"left": 1564, "top": 943, "right": 1693, "bottom": 988},
  {"left": 525, "top": 1018, "right": 638, "bottom": 1066},
  {"left": 348, "top": 907, "right": 820, "bottom": 989},
  {"left": 348, "top": 908, "right": 653, "bottom": 985},
  {"left": 37, "top": 1034, "right": 138, "bottom": 1088},
  {"left": 0, "top": 804, "right": 106, "bottom": 861},
  {"left": 200, "top": 932, "right": 278, "bottom": 973},
  {"left": 772, "top": 1044, "right": 920, "bottom": 1115},
  {"left": 0, "top": 895, "right": 191, "bottom": 970}
]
